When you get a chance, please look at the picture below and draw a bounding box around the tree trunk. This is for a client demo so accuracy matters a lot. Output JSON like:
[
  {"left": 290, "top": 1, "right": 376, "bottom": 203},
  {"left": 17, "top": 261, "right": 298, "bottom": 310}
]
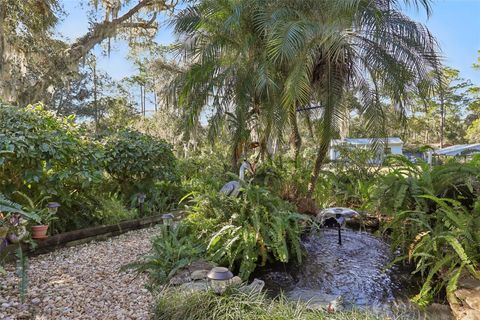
[
  {"left": 143, "top": 85, "right": 147, "bottom": 116},
  {"left": 93, "top": 63, "right": 98, "bottom": 133},
  {"left": 289, "top": 108, "right": 302, "bottom": 167},
  {"left": 440, "top": 97, "right": 445, "bottom": 147},
  {"left": 307, "top": 137, "right": 330, "bottom": 197},
  {"left": 18, "top": 0, "right": 170, "bottom": 105},
  {"left": 140, "top": 85, "right": 144, "bottom": 116},
  {"left": 0, "top": 3, "right": 5, "bottom": 73}
]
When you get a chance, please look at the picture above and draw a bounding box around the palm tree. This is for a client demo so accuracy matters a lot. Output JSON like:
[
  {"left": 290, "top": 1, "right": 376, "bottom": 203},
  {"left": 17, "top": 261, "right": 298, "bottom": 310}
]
[
  {"left": 172, "top": 0, "right": 440, "bottom": 195},
  {"left": 171, "top": 0, "right": 292, "bottom": 168},
  {"left": 251, "top": 0, "right": 440, "bottom": 195}
]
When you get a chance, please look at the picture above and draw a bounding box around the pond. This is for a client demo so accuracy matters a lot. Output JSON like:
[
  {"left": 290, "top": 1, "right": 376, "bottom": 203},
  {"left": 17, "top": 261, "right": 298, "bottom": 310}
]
[{"left": 257, "top": 228, "right": 418, "bottom": 315}]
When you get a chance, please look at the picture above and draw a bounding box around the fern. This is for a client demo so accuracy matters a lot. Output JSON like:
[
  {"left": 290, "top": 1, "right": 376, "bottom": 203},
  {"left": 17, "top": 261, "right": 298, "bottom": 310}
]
[
  {"left": 183, "top": 183, "right": 308, "bottom": 279},
  {"left": 386, "top": 195, "right": 480, "bottom": 305}
]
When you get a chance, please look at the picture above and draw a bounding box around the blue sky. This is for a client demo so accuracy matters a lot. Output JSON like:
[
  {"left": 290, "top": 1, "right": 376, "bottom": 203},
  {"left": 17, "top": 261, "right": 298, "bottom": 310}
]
[{"left": 56, "top": 0, "right": 480, "bottom": 84}]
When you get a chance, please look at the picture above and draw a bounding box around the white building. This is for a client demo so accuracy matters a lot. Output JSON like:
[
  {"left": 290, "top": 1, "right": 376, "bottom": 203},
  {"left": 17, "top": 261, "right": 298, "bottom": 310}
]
[{"left": 329, "top": 137, "right": 404, "bottom": 161}]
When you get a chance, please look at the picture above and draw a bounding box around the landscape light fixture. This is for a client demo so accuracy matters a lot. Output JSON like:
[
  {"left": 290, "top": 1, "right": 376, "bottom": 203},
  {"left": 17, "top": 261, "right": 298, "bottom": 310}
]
[
  {"left": 137, "top": 193, "right": 146, "bottom": 216},
  {"left": 137, "top": 193, "right": 146, "bottom": 204},
  {"left": 207, "top": 267, "right": 234, "bottom": 294},
  {"left": 47, "top": 202, "right": 61, "bottom": 214},
  {"left": 161, "top": 213, "right": 174, "bottom": 226}
]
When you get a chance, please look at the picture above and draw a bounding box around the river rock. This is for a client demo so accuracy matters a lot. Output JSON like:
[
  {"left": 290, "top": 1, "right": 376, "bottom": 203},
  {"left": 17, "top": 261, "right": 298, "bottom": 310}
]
[
  {"left": 450, "top": 270, "right": 480, "bottom": 320},
  {"left": 169, "top": 270, "right": 191, "bottom": 286},
  {"left": 466, "top": 293, "right": 480, "bottom": 311},
  {"left": 179, "top": 281, "right": 208, "bottom": 293},
  {"left": 231, "top": 276, "right": 242, "bottom": 286},
  {"left": 188, "top": 260, "right": 215, "bottom": 273},
  {"left": 426, "top": 303, "right": 454, "bottom": 320},
  {"left": 463, "top": 310, "right": 480, "bottom": 320},
  {"left": 287, "top": 289, "right": 344, "bottom": 312},
  {"left": 239, "top": 279, "right": 264, "bottom": 294},
  {"left": 191, "top": 270, "right": 209, "bottom": 281}
]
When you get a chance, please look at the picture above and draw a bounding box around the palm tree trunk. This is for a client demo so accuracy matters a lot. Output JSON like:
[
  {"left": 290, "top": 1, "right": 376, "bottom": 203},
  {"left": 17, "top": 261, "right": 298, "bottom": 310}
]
[
  {"left": 307, "top": 65, "right": 339, "bottom": 197},
  {"left": 289, "top": 108, "right": 302, "bottom": 167},
  {"left": 307, "top": 137, "right": 330, "bottom": 197}
]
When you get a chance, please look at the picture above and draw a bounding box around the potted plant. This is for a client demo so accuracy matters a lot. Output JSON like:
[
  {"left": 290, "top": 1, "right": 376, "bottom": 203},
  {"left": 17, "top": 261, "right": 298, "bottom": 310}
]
[
  {"left": 12, "top": 192, "right": 58, "bottom": 240},
  {"left": 31, "top": 207, "right": 58, "bottom": 239}
]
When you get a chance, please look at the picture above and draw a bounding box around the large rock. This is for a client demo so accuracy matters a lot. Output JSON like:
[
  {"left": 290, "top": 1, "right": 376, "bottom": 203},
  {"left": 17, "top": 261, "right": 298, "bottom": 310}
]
[
  {"left": 287, "top": 289, "right": 344, "bottom": 312},
  {"left": 239, "top": 279, "right": 264, "bottom": 294},
  {"left": 169, "top": 260, "right": 216, "bottom": 285},
  {"left": 169, "top": 269, "right": 191, "bottom": 286},
  {"left": 188, "top": 260, "right": 215, "bottom": 273},
  {"left": 426, "top": 303, "right": 454, "bottom": 320},
  {"left": 190, "top": 270, "right": 209, "bottom": 281},
  {"left": 466, "top": 293, "right": 480, "bottom": 311},
  {"left": 449, "top": 270, "right": 480, "bottom": 320},
  {"left": 179, "top": 281, "right": 208, "bottom": 293}
]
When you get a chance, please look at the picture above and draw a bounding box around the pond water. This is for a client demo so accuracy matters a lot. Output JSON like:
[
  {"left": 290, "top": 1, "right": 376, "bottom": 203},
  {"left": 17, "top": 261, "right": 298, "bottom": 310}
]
[{"left": 257, "top": 228, "right": 417, "bottom": 314}]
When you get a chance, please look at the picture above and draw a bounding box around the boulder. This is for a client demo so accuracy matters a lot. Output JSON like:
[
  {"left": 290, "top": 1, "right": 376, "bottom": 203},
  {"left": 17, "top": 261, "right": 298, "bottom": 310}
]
[
  {"left": 239, "top": 279, "right": 264, "bottom": 294},
  {"left": 449, "top": 270, "right": 480, "bottom": 320},
  {"left": 287, "top": 289, "right": 344, "bottom": 312},
  {"left": 188, "top": 260, "right": 215, "bottom": 273},
  {"left": 231, "top": 276, "right": 242, "bottom": 286},
  {"left": 190, "top": 270, "right": 209, "bottom": 281},
  {"left": 466, "top": 293, "right": 480, "bottom": 311},
  {"left": 426, "top": 303, "right": 454, "bottom": 320},
  {"left": 169, "top": 270, "right": 191, "bottom": 286},
  {"left": 179, "top": 281, "right": 208, "bottom": 293}
]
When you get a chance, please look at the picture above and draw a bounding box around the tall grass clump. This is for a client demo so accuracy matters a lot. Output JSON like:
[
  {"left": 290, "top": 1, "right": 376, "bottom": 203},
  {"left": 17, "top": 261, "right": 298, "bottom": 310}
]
[{"left": 154, "top": 288, "right": 407, "bottom": 320}]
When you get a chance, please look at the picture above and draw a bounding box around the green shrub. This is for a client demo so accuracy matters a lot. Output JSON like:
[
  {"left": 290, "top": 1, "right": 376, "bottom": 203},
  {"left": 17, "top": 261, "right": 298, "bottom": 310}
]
[
  {"left": 183, "top": 184, "right": 307, "bottom": 279},
  {"left": 178, "top": 153, "right": 231, "bottom": 193},
  {"left": 127, "top": 224, "right": 204, "bottom": 288},
  {"left": 0, "top": 103, "right": 104, "bottom": 195},
  {"left": 0, "top": 103, "right": 108, "bottom": 232},
  {"left": 154, "top": 288, "right": 396, "bottom": 320},
  {"left": 94, "top": 194, "right": 137, "bottom": 224},
  {"left": 385, "top": 196, "right": 480, "bottom": 306},
  {"left": 141, "top": 181, "right": 185, "bottom": 217},
  {"left": 374, "top": 155, "right": 480, "bottom": 214},
  {"left": 102, "top": 129, "right": 178, "bottom": 196}
]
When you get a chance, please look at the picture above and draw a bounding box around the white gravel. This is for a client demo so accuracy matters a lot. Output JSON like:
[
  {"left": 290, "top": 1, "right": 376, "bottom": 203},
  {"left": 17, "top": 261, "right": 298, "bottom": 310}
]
[{"left": 0, "top": 226, "right": 160, "bottom": 319}]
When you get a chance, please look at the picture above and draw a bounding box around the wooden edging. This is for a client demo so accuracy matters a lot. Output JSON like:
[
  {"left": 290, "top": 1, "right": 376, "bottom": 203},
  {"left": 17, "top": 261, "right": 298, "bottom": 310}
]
[{"left": 2, "top": 210, "right": 184, "bottom": 259}]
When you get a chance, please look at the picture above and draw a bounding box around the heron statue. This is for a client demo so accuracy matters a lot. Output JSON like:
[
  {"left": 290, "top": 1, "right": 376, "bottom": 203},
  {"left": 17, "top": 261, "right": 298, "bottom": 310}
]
[{"left": 219, "top": 160, "right": 255, "bottom": 197}]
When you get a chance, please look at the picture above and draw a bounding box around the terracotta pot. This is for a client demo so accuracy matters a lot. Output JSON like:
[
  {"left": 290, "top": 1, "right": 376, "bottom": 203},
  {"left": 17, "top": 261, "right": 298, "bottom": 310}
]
[{"left": 31, "top": 225, "right": 49, "bottom": 239}]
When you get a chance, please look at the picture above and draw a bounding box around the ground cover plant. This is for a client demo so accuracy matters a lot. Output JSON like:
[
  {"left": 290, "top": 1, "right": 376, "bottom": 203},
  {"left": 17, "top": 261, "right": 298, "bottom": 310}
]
[
  {"left": 154, "top": 288, "right": 414, "bottom": 320},
  {"left": 375, "top": 157, "right": 480, "bottom": 306}
]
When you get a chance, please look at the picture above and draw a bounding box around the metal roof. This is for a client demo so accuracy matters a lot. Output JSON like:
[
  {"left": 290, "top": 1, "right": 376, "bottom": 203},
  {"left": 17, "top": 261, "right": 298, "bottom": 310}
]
[
  {"left": 434, "top": 144, "right": 480, "bottom": 156},
  {"left": 330, "top": 137, "right": 403, "bottom": 146}
]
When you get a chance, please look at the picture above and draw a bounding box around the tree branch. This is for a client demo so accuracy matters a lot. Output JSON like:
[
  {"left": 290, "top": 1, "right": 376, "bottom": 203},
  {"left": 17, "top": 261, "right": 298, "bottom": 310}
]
[{"left": 21, "top": 0, "right": 175, "bottom": 104}]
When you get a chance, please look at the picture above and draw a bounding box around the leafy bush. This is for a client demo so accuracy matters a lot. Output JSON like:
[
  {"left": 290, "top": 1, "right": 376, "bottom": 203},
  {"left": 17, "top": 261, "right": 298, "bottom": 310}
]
[
  {"left": 183, "top": 184, "right": 307, "bottom": 279},
  {"left": 374, "top": 157, "right": 480, "bottom": 305},
  {"left": 374, "top": 156, "right": 480, "bottom": 214},
  {"left": 94, "top": 194, "right": 137, "bottom": 224},
  {"left": 0, "top": 193, "right": 37, "bottom": 301},
  {"left": 178, "top": 153, "right": 232, "bottom": 193},
  {"left": 0, "top": 104, "right": 108, "bottom": 231},
  {"left": 140, "top": 181, "right": 185, "bottom": 217},
  {"left": 0, "top": 104, "right": 182, "bottom": 232},
  {"left": 127, "top": 224, "right": 204, "bottom": 287},
  {"left": 385, "top": 196, "right": 480, "bottom": 306},
  {"left": 0, "top": 103, "right": 104, "bottom": 196},
  {"left": 154, "top": 288, "right": 396, "bottom": 320},
  {"left": 102, "top": 129, "right": 178, "bottom": 196}
]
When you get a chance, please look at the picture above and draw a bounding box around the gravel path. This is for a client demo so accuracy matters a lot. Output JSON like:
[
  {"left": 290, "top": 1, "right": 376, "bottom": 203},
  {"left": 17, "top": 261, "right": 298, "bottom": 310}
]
[{"left": 0, "top": 227, "right": 159, "bottom": 320}]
